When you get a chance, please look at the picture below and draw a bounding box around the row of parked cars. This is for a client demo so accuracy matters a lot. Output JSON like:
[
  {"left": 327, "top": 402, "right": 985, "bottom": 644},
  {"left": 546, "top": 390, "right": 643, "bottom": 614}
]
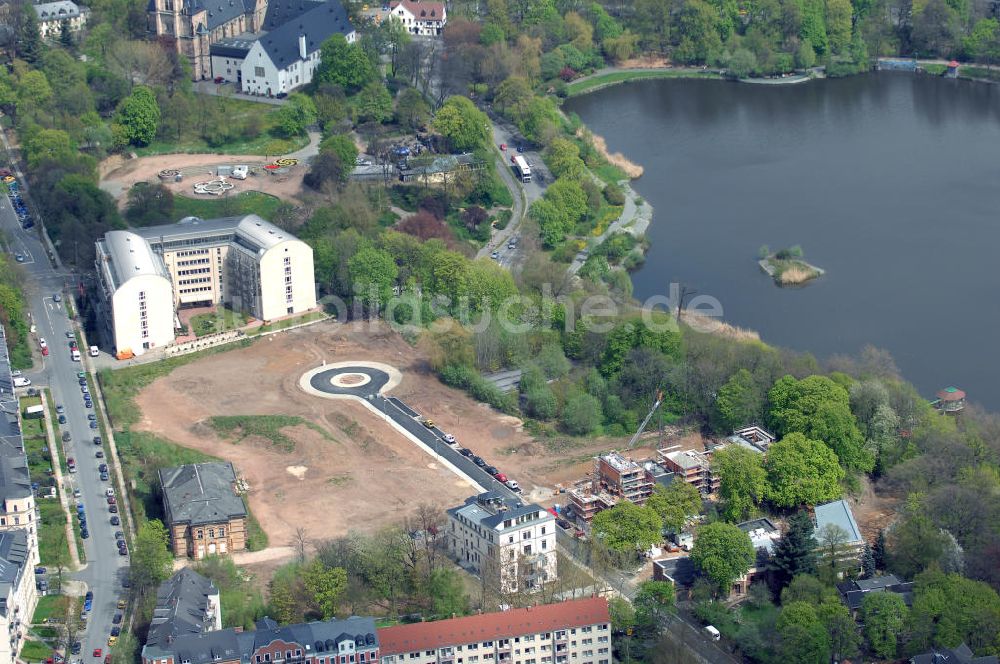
[
  {"left": 417, "top": 417, "right": 522, "bottom": 493},
  {"left": 4, "top": 172, "right": 34, "bottom": 230}
]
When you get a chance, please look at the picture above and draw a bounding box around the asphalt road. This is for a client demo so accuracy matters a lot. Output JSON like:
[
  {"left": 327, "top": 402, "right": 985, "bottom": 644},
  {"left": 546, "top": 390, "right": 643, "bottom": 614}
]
[
  {"left": 0, "top": 187, "right": 128, "bottom": 660},
  {"left": 307, "top": 367, "right": 517, "bottom": 499}
]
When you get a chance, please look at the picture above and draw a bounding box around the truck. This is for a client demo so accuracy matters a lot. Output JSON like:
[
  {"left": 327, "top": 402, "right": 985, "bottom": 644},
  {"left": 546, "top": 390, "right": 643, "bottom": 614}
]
[
  {"left": 23, "top": 405, "right": 44, "bottom": 419},
  {"left": 511, "top": 155, "right": 531, "bottom": 183},
  {"left": 71, "top": 349, "right": 81, "bottom": 361}
]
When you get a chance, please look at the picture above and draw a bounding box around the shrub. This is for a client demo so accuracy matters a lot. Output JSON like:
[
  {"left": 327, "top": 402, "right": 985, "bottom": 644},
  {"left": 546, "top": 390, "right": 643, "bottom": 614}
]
[{"left": 604, "top": 182, "right": 626, "bottom": 206}]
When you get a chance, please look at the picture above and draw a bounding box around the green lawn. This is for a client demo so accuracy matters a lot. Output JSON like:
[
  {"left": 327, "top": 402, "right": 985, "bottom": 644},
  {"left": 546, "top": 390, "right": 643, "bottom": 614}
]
[
  {"left": 190, "top": 306, "right": 249, "bottom": 337},
  {"left": 20, "top": 639, "right": 53, "bottom": 662},
  {"left": 32, "top": 595, "right": 69, "bottom": 624},
  {"left": 959, "top": 65, "right": 1000, "bottom": 81},
  {"left": 173, "top": 191, "right": 286, "bottom": 221},
  {"left": 207, "top": 414, "right": 334, "bottom": 452},
  {"left": 566, "top": 68, "right": 723, "bottom": 96},
  {"left": 98, "top": 339, "right": 254, "bottom": 428},
  {"left": 245, "top": 311, "right": 327, "bottom": 335},
  {"left": 134, "top": 97, "right": 309, "bottom": 157}
]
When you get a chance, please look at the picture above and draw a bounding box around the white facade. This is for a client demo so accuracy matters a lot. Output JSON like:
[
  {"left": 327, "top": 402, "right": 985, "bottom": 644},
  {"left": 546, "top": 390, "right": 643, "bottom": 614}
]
[
  {"left": 96, "top": 216, "right": 316, "bottom": 356},
  {"left": 447, "top": 493, "right": 557, "bottom": 594},
  {"left": 33, "top": 1, "right": 88, "bottom": 38},
  {"left": 96, "top": 231, "right": 177, "bottom": 357},
  {"left": 388, "top": 0, "right": 446, "bottom": 36},
  {"left": 239, "top": 30, "right": 354, "bottom": 96},
  {"left": 0, "top": 531, "right": 40, "bottom": 664}
]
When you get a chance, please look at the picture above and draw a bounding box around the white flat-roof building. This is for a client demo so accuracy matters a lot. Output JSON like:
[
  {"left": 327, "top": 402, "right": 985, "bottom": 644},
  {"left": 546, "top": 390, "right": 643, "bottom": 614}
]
[
  {"left": 96, "top": 215, "right": 316, "bottom": 356},
  {"left": 447, "top": 492, "right": 557, "bottom": 594}
]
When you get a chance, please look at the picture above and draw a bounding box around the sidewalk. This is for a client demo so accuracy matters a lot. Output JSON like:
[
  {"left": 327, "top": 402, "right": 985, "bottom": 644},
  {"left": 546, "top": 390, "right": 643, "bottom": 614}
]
[{"left": 39, "top": 390, "right": 82, "bottom": 568}]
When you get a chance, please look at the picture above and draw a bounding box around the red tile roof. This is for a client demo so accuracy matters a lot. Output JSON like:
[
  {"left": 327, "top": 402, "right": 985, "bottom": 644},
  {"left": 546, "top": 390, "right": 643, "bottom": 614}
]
[
  {"left": 377, "top": 598, "right": 610, "bottom": 655},
  {"left": 389, "top": 0, "right": 445, "bottom": 21}
]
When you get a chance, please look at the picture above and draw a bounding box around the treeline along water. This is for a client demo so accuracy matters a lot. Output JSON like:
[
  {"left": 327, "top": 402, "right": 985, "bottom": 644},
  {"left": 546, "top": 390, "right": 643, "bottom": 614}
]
[{"left": 565, "top": 73, "right": 1000, "bottom": 409}]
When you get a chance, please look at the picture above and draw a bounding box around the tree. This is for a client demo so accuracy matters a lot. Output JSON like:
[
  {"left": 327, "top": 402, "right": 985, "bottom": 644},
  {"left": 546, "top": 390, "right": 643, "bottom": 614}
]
[
  {"left": 769, "top": 511, "right": 818, "bottom": 591},
  {"left": 348, "top": 246, "right": 398, "bottom": 315},
  {"left": 690, "top": 522, "right": 755, "bottom": 594},
  {"left": 545, "top": 137, "right": 585, "bottom": 180},
  {"left": 764, "top": 432, "right": 845, "bottom": 507},
  {"left": 633, "top": 580, "right": 676, "bottom": 631},
  {"left": 777, "top": 602, "right": 831, "bottom": 664},
  {"left": 860, "top": 543, "right": 876, "bottom": 579},
  {"left": 673, "top": 0, "right": 723, "bottom": 64},
  {"left": 316, "top": 34, "right": 377, "bottom": 92},
  {"left": 131, "top": 519, "right": 173, "bottom": 590},
  {"left": 726, "top": 48, "right": 758, "bottom": 78},
  {"left": 796, "top": 40, "right": 817, "bottom": 68},
  {"left": 561, "top": 393, "right": 602, "bottom": 436},
  {"left": 825, "top": 0, "right": 853, "bottom": 53},
  {"left": 817, "top": 600, "right": 860, "bottom": 661},
  {"left": 816, "top": 523, "right": 851, "bottom": 582},
  {"left": 873, "top": 529, "right": 886, "bottom": 570},
  {"left": 713, "top": 444, "right": 767, "bottom": 522},
  {"left": 715, "top": 368, "right": 765, "bottom": 432},
  {"left": 114, "top": 85, "right": 160, "bottom": 147},
  {"left": 886, "top": 494, "right": 964, "bottom": 578},
  {"left": 906, "top": 568, "right": 1000, "bottom": 657},
  {"left": 303, "top": 560, "right": 347, "bottom": 618},
  {"left": 428, "top": 567, "right": 467, "bottom": 617},
  {"left": 304, "top": 151, "right": 348, "bottom": 192},
  {"left": 432, "top": 96, "right": 490, "bottom": 151},
  {"left": 769, "top": 375, "right": 872, "bottom": 472},
  {"left": 646, "top": 482, "right": 701, "bottom": 534},
  {"left": 965, "top": 18, "right": 999, "bottom": 69},
  {"left": 591, "top": 501, "right": 662, "bottom": 552},
  {"left": 530, "top": 197, "right": 570, "bottom": 247},
  {"left": 357, "top": 80, "right": 393, "bottom": 124},
  {"left": 274, "top": 93, "right": 317, "bottom": 137},
  {"left": 126, "top": 183, "right": 175, "bottom": 226},
  {"left": 545, "top": 177, "right": 588, "bottom": 226},
  {"left": 395, "top": 87, "right": 431, "bottom": 130},
  {"left": 858, "top": 592, "right": 906, "bottom": 657},
  {"left": 16, "top": 4, "right": 42, "bottom": 63}
]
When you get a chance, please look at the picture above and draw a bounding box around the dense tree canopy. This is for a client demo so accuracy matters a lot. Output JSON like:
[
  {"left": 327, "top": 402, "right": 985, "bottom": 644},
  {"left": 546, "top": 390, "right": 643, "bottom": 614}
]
[
  {"left": 765, "top": 433, "right": 845, "bottom": 507},
  {"left": 690, "top": 522, "right": 755, "bottom": 592},
  {"left": 591, "top": 501, "right": 662, "bottom": 552}
]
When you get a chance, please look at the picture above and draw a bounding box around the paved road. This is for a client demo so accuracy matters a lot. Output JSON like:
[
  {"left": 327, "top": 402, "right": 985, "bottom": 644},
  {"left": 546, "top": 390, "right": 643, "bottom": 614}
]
[
  {"left": 477, "top": 116, "right": 548, "bottom": 271},
  {"left": 0, "top": 185, "right": 128, "bottom": 661},
  {"left": 307, "top": 366, "right": 517, "bottom": 498}
]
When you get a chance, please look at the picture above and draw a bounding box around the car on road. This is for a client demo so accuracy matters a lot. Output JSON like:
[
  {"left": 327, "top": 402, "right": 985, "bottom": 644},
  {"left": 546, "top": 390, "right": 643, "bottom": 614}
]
[
  {"left": 93, "top": 436, "right": 101, "bottom": 445},
  {"left": 107, "top": 637, "right": 117, "bottom": 648},
  {"left": 69, "top": 340, "right": 78, "bottom": 349},
  {"left": 95, "top": 451, "right": 103, "bottom": 458},
  {"left": 93, "top": 649, "right": 102, "bottom": 658},
  {"left": 491, "top": 251, "right": 499, "bottom": 260},
  {"left": 505, "top": 480, "right": 521, "bottom": 492},
  {"left": 65, "top": 331, "right": 74, "bottom": 339},
  {"left": 442, "top": 433, "right": 456, "bottom": 444},
  {"left": 62, "top": 432, "right": 71, "bottom": 442},
  {"left": 41, "top": 346, "right": 49, "bottom": 356},
  {"left": 34, "top": 567, "right": 45, "bottom": 575},
  {"left": 78, "top": 377, "right": 86, "bottom": 386},
  {"left": 58, "top": 415, "right": 66, "bottom": 424},
  {"left": 70, "top": 643, "right": 80, "bottom": 655},
  {"left": 114, "top": 531, "right": 124, "bottom": 541},
  {"left": 493, "top": 472, "right": 507, "bottom": 483},
  {"left": 88, "top": 414, "right": 96, "bottom": 421},
  {"left": 485, "top": 465, "right": 498, "bottom": 475},
  {"left": 105, "top": 655, "right": 112, "bottom": 664},
  {"left": 84, "top": 400, "right": 92, "bottom": 409},
  {"left": 459, "top": 448, "right": 473, "bottom": 458},
  {"left": 106, "top": 488, "right": 115, "bottom": 497},
  {"left": 116, "top": 599, "right": 126, "bottom": 610},
  {"left": 473, "top": 456, "right": 486, "bottom": 467},
  {"left": 556, "top": 518, "right": 571, "bottom": 530},
  {"left": 117, "top": 546, "right": 127, "bottom": 556},
  {"left": 56, "top": 405, "right": 65, "bottom": 414},
  {"left": 422, "top": 419, "right": 435, "bottom": 429},
  {"left": 53, "top": 293, "right": 61, "bottom": 302},
  {"left": 80, "top": 529, "right": 89, "bottom": 539},
  {"left": 110, "top": 627, "right": 120, "bottom": 637},
  {"left": 108, "top": 504, "right": 118, "bottom": 513},
  {"left": 81, "top": 385, "right": 89, "bottom": 394},
  {"left": 14, "top": 254, "right": 24, "bottom": 263},
  {"left": 106, "top": 496, "right": 116, "bottom": 504},
  {"left": 110, "top": 516, "right": 119, "bottom": 526},
  {"left": 85, "top": 591, "right": 93, "bottom": 600},
  {"left": 73, "top": 489, "right": 81, "bottom": 498},
  {"left": 90, "top": 422, "right": 98, "bottom": 429},
  {"left": 38, "top": 338, "right": 47, "bottom": 349},
  {"left": 99, "top": 463, "right": 108, "bottom": 472},
  {"left": 100, "top": 472, "right": 109, "bottom": 481}
]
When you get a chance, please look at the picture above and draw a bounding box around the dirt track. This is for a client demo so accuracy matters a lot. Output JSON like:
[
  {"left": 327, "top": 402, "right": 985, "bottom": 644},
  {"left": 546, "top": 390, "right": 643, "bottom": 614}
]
[{"left": 132, "top": 321, "right": 641, "bottom": 547}]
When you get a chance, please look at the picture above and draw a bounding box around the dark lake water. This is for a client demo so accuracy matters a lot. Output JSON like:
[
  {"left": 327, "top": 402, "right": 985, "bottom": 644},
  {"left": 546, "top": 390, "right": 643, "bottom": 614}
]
[{"left": 565, "top": 73, "right": 1000, "bottom": 409}]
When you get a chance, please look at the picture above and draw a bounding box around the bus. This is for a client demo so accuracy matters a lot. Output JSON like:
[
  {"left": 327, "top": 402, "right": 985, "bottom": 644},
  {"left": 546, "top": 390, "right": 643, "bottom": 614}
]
[{"left": 512, "top": 155, "right": 531, "bottom": 183}]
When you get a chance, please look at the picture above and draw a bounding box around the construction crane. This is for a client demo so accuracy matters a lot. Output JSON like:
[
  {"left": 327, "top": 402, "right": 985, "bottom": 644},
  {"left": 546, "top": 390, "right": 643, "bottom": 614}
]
[{"left": 627, "top": 390, "right": 664, "bottom": 449}]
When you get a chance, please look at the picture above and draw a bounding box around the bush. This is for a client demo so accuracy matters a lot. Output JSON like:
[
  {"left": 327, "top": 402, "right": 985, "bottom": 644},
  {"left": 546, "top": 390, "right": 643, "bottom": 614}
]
[{"left": 604, "top": 182, "right": 626, "bottom": 206}]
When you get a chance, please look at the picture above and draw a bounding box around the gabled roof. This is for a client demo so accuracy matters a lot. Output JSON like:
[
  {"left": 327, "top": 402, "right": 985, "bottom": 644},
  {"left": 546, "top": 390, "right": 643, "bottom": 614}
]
[
  {"left": 256, "top": 0, "right": 353, "bottom": 70},
  {"left": 180, "top": 0, "right": 253, "bottom": 31},
  {"left": 0, "top": 530, "right": 29, "bottom": 617},
  {"left": 33, "top": 0, "right": 84, "bottom": 20},
  {"left": 147, "top": 569, "right": 219, "bottom": 648},
  {"left": 261, "top": 0, "right": 323, "bottom": 30},
  {"left": 814, "top": 499, "right": 864, "bottom": 545},
  {"left": 447, "top": 492, "right": 553, "bottom": 533},
  {"left": 910, "top": 643, "right": 999, "bottom": 664},
  {"left": 377, "top": 598, "right": 610, "bottom": 655},
  {"left": 389, "top": 0, "right": 445, "bottom": 22},
  {"left": 159, "top": 462, "right": 247, "bottom": 527},
  {"left": 836, "top": 574, "right": 915, "bottom": 610}
]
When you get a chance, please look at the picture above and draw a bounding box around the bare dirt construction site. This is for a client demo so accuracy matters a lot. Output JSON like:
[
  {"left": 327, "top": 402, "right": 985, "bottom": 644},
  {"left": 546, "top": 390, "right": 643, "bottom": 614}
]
[{"left": 132, "top": 321, "right": 648, "bottom": 550}]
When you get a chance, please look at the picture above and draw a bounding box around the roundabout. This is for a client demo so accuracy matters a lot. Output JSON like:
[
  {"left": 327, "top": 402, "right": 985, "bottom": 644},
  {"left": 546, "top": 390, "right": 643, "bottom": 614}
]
[{"left": 298, "top": 361, "right": 401, "bottom": 399}]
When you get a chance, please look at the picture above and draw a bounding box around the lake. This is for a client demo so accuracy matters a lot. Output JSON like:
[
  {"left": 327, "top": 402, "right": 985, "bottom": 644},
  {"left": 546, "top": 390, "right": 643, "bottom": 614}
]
[{"left": 564, "top": 73, "right": 1000, "bottom": 409}]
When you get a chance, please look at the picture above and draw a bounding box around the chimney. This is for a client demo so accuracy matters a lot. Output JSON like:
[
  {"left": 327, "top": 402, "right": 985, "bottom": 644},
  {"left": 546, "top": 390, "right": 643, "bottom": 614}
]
[{"left": 298, "top": 34, "right": 307, "bottom": 59}]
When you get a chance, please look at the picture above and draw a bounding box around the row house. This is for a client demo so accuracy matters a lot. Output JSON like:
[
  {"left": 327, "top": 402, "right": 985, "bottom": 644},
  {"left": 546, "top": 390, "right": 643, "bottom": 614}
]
[{"left": 378, "top": 598, "right": 612, "bottom": 664}]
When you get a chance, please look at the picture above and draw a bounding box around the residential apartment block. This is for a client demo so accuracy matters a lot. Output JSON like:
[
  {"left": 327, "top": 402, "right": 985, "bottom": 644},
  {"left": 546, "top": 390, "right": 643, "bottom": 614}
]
[
  {"left": 142, "top": 614, "right": 380, "bottom": 664},
  {"left": 377, "top": 597, "right": 612, "bottom": 664},
  {"left": 813, "top": 499, "right": 865, "bottom": 568},
  {"left": 387, "top": 0, "right": 446, "bottom": 36},
  {"left": 659, "top": 449, "right": 717, "bottom": 493},
  {"left": 567, "top": 452, "right": 653, "bottom": 522},
  {"left": 159, "top": 462, "right": 248, "bottom": 559},
  {"left": 32, "top": 0, "right": 89, "bottom": 38},
  {"left": 0, "top": 328, "right": 40, "bottom": 663},
  {"left": 96, "top": 214, "right": 316, "bottom": 357},
  {"left": 447, "top": 493, "right": 557, "bottom": 594},
  {"left": 148, "top": 569, "right": 222, "bottom": 647}
]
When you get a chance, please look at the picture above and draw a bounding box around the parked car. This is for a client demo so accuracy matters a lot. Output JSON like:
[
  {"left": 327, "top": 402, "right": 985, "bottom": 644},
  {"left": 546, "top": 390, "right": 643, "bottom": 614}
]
[
  {"left": 56, "top": 405, "right": 65, "bottom": 414},
  {"left": 62, "top": 432, "right": 71, "bottom": 442},
  {"left": 473, "top": 456, "right": 487, "bottom": 467},
  {"left": 93, "top": 649, "right": 102, "bottom": 658},
  {"left": 493, "top": 472, "right": 507, "bottom": 483},
  {"left": 505, "top": 480, "right": 521, "bottom": 492},
  {"left": 80, "top": 529, "right": 89, "bottom": 539},
  {"left": 87, "top": 414, "right": 96, "bottom": 421},
  {"left": 110, "top": 627, "right": 120, "bottom": 637},
  {"left": 95, "top": 451, "right": 103, "bottom": 458},
  {"left": 442, "top": 433, "right": 456, "bottom": 444},
  {"left": 422, "top": 419, "right": 435, "bottom": 429},
  {"left": 114, "top": 531, "right": 124, "bottom": 541},
  {"left": 90, "top": 422, "right": 98, "bottom": 429},
  {"left": 34, "top": 567, "right": 46, "bottom": 575},
  {"left": 556, "top": 519, "right": 572, "bottom": 530},
  {"left": 110, "top": 516, "right": 119, "bottom": 526},
  {"left": 85, "top": 591, "right": 93, "bottom": 600},
  {"left": 93, "top": 436, "right": 101, "bottom": 445},
  {"left": 459, "top": 448, "right": 473, "bottom": 458},
  {"left": 112, "top": 612, "right": 122, "bottom": 625},
  {"left": 58, "top": 415, "right": 66, "bottom": 424},
  {"left": 108, "top": 504, "right": 118, "bottom": 513},
  {"left": 100, "top": 473, "right": 109, "bottom": 481},
  {"left": 484, "top": 465, "right": 498, "bottom": 475}
]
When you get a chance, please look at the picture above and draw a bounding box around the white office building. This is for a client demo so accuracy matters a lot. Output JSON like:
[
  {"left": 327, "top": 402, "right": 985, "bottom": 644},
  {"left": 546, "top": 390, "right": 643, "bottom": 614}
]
[{"left": 96, "top": 215, "right": 316, "bottom": 356}]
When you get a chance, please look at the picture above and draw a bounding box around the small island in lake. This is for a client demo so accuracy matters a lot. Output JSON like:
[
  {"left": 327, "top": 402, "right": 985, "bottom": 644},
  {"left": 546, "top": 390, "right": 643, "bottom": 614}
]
[{"left": 758, "top": 245, "right": 825, "bottom": 286}]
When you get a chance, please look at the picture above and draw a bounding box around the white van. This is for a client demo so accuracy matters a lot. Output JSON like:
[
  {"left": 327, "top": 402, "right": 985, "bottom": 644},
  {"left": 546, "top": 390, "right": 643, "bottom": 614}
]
[
  {"left": 704, "top": 625, "right": 721, "bottom": 641},
  {"left": 89, "top": 346, "right": 99, "bottom": 357},
  {"left": 13, "top": 377, "right": 31, "bottom": 387},
  {"left": 232, "top": 165, "right": 248, "bottom": 180}
]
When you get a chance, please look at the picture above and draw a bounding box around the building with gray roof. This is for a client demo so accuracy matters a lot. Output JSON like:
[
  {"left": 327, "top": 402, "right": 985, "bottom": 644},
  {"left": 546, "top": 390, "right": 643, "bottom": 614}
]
[
  {"left": 814, "top": 499, "right": 865, "bottom": 571},
  {"left": 33, "top": 0, "right": 89, "bottom": 38},
  {"left": 447, "top": 492, "right": 557, "bottom": 593},
  {"left": 148, "top": 569, "right": 222, "bottom": 649},
  {"left": 96, "top": 214, "right": 316, "bottom": 357},
  {"left": 141, "top": 614, "right": 379, "bottom": 664},
  {"left": 159, "top": 462, "right": 248, "bottom": 560}
]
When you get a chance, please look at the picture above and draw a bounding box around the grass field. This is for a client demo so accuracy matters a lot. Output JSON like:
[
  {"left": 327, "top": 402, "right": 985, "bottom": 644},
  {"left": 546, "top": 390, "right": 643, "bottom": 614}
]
[
  {"left": 20, "top": 639, "right": 53, "bottom": 661},
  {"left": 245, "top": 311, "right": 327, "bottom": 335},
  {"left": 173, "top": 191, "right": 286, "bottom": 221},
  {"left": 99, "top": 339, "right": 254, "bottom": 428},
  {"left": 135, "top": 97, "right": 309, "bottom": 157},
  {"left": 32, "top": 595, "right": 69, "bottom": 625},
  {"left": 207, "top": 415, "right": 334, "bottom": 452},
  {"left": 190, "top": 307, "right": 249, "bottom": 337},
  {"left": 566, "top": 68, "right": 723, "bottom": 96}
]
